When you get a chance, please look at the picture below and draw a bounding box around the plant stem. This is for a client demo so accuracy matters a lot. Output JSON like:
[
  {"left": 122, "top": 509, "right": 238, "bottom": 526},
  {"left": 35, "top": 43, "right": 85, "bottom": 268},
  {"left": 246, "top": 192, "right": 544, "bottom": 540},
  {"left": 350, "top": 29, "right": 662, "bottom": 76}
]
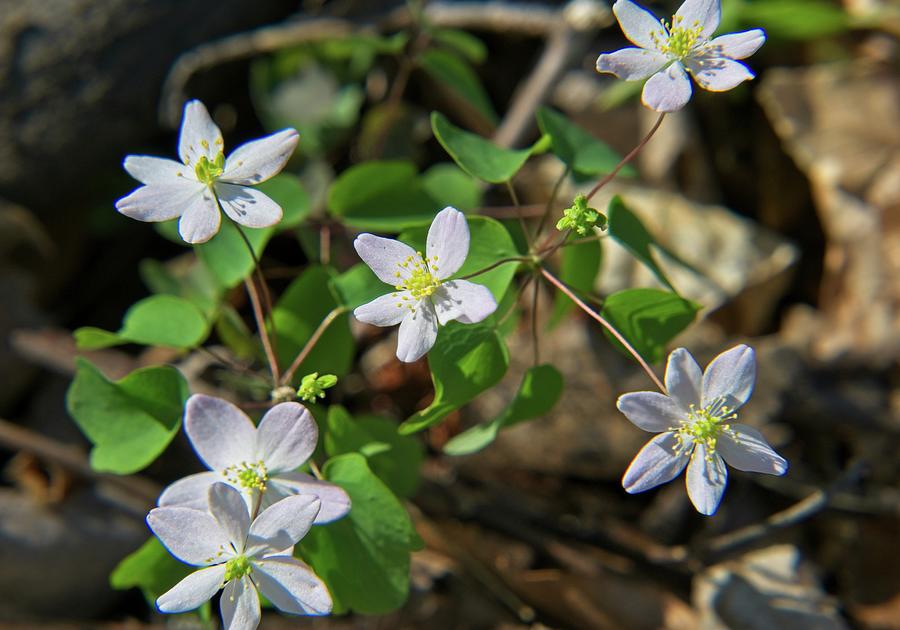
[
  {"left": 457, "top": 256, "right": 533, "bottom": 280},
  {"left": 504, "top": 179, "right": 532, "bottom": 248},
  {"left": 584, "top": 112, "right": 665, "bottom": 203},
  {"left": 534, "top": 166, "right": 569, "bottom": 241},
  {"left": 531, "top": 276, "right": 540, "bottom": 365},
  {"left": 280, "top": 306, "right": 347, "bottom": 386},
  {"left": 540, "top": 267, "right": 665, "bottom": 393},
  {"left": 244, "top": 276, "right": 281, "bottom": 384}
]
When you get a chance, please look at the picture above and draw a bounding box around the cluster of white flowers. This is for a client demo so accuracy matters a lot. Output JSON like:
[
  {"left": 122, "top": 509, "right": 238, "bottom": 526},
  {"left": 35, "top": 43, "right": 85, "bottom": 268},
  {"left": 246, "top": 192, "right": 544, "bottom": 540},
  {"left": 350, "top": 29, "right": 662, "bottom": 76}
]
[{"left": 150, "top": 395, "right": 349, "bottom": 630}]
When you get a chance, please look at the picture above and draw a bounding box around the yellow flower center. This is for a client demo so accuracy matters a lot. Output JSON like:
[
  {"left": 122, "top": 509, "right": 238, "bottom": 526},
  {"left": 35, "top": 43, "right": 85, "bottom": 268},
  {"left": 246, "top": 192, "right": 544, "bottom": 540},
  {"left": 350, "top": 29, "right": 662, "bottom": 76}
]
[
  {"left": 224, "top": 555, "right": 252, "bottom": 581},
  {"left": 393, "top": 252, "right": 442, "bottom": 312},
  {"left": 223, "top": 460, "right": 268, "bottom": 492},
  {"left": 194, "top": 152, "right": 225, "bottom": 185},
  {"left": 653, "top": 15, "right": 704, "bottom": 60},
  {"left": 673, "top": 399, "right": 738, "bottom": 460}
]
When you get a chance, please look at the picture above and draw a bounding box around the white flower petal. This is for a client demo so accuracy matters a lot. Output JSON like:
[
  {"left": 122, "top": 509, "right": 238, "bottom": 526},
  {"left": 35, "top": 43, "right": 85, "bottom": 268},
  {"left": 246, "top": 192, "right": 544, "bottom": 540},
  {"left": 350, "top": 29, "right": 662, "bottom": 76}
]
[
  {"left": 665, "top": 347, "right": 702, "bottom": 412},
  {"left": 687, "top": 56, "right": 754, "bottom": 91},
  {"left": 178, "top": 189, "right": 221, "bottom": 244},
  {"left": 252, "top": 556, "right": 333, "bottom": 616},
  {"left": 432, "top": 280, "right": 497, "bottom": 326},
  {"left": 702, "top": 344, "right": 756, "bottom": 411},
  {"left": 256, "top": 402, "right": 317, "bottom": 473},
  {"left": 178, "top": 100, "right": 224, "bottom": 167},
  {"left": 596, "top": 47, "right": 669, "bottom": 80},
  {"left": 158, "top": 471, "right": 220, "bottom": 509},
  {"left": 719, "top": 424, "right": 788, "bottom": 475},
  {"left": 426, "top": 207, "right": 469, "bottom": 280},
  {"left": 124, "top": 156, "right": 191, "bottom": 185},
  {"left": 215, "top": 183, "right": 283, "bottom": 229},
  {"left": 221, "top": 128, "right": 299, "bottom": 185},
  {"left": 264, "top": 473, "right": 351, "bottom": 523},
  {"left": 208, "top": 483, "right": 251, "bottom": 553},
  {"left": 246, "top": 495, "right": 320, "bottom": 557},
  {"left": 146, "top": 507, "right": 232, "bottom": 566},
  {"left": 184, "top": 394, "right": 258, "bottom": 472},
  {"left": 353, "top": 233, "right": 419, "bottom": 285},
  {"left": 612, "top": 0, "right": 667, "bottom": 50},
  {"left": 706, "top": 29, "right": 766, "bottom": 59},
  {"left": 115, "top": 182, "right": 202, "bottom": 223},
  {"left": 674, "top": 0, "right": 720, "bottom": 40},
  {"left": 354, "top": 292, "right": 409, "bottom": 327},
  {"left": 220, "top": 576, "right": 260, "bottom": 630},
  {"left": 685, "top": 444, "right": 728, "bottom": 515},
  {"left": 642, "top": 62, "right": 693, "bottom": 112},
  {"left": 396, "top": 303, "right": 438, "bottom": 363},
  {"left": 157, "top": 565, "right": 226, "bottom": 613},
  {"left": 616, "top": 391, "right": 683, "bottom": 432},
  {"left": 622, "top": 432, "right": 691, "bottom": 493}
]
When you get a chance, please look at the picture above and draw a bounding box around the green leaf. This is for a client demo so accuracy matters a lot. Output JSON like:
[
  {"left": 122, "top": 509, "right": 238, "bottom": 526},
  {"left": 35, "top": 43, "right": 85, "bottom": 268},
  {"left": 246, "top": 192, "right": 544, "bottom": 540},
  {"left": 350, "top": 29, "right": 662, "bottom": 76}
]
[
  {"left": 600, "top": 288, "right": 700, "bottom": 364},
  {"left": 536, "top": 107, "right": 628, "bottom": 177},
  {"left": 400, "top": 321, "right": 509, "bottom": 434},
  {"left": 256, "top": 173, "right": 311, "bottom": 228},
  {"left": 139, "top": 257, "right": 220, "bottom": 319},
  {"left": 431, "top": 111, "right": 531, "bottom": 183},
  {"left": 329, "top": 264, "right": 386, "bottom": 311},
  {"left": 75, "top": 295, "right": 209, "bottom": 350},
  {"left": 430, "top": 28, "right": 488, "bottom": 63},
  {"left": 607, "top": 196, "right": 675, "bottom": 292},
  {"left": 548, "top": 239, "right": 602, "bottom": 328},
  {"left": 421, "top": 163, "right": 482, "bottom": 212},
  {"left": 272, "top": 266, "right": 354, "bottom": 381},
  {"left": 418, "top": 49, "right": 497, "bottom": 124},
  {"left": 735, "top": 0, "right": 848, "bottom": 40},
  {"left": 443, "top": 364, "right": 563, "bottom": 455},
  {"left": 299, "top": 454, "right": 420, "bottom": 614},
  {"left": 195, "top": 220, "right": 270, "bottom": 289},
  {"left": 327, "top": 160, "right": 439, "bottom": 231},
  {"left": 110, "top": 537, "right": 193, "bottom": 602},
  {"left": 325, "top": 406, "right": 424, "bottom": 498},
  {"left": 66, "top": 359, "right": 189, "bottom": 473},
  {"left": 398, "top": 215, "right": 520, "bottom": 302},
  {"left": 215, "top": 305, "right": 259, "bottom": 361}
]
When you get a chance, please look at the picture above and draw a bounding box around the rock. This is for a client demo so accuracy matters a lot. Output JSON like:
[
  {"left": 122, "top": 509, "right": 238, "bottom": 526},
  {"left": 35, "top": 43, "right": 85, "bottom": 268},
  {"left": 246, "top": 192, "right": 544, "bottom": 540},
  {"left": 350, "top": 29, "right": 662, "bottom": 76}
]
[{"left": 693, "top": 545, "right": 848, "bottom": 629}]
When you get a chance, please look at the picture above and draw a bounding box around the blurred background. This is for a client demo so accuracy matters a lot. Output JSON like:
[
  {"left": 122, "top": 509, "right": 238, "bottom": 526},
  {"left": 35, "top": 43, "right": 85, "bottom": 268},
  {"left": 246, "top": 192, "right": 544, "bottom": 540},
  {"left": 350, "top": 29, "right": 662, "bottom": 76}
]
[{"left": 0, "top": 0, "right": 897, "bottom": 627}]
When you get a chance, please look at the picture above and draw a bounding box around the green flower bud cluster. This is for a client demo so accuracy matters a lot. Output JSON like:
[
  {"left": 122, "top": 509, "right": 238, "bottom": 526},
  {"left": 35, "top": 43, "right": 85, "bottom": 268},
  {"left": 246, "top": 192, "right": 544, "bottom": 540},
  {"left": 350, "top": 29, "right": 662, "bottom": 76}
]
[
  {"left": 556, "top": 194, "right": 607, "bottom": 236},
  {"left": 297, "top": 372, "right": 338, "bottom": 402}
]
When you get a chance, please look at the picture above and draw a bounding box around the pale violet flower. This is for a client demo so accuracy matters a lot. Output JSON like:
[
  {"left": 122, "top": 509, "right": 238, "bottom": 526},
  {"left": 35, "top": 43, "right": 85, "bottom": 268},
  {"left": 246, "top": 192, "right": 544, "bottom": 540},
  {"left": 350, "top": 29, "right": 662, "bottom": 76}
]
[
  {"left": 596, "top": 0, "right": 765, "bottom": 112},
  {"left": 116, "top": 100, "right": 298, "bottom": 243},
  {"left": 158, "top": 394, "right": 350, "bottom": 523},
  {"left": 353, "top": 206, "right": 497, "bottom": 363},
  {"left": 149, "top": 482, "right": 331, "bottom": 629},
  {"left": 618, "top": 345, "right": 787, "bottom": 515}
]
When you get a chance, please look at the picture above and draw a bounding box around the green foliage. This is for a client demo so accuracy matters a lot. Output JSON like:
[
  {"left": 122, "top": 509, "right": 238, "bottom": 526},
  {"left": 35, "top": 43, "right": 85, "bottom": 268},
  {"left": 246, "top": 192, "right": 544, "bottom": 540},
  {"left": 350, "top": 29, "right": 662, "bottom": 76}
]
[
  {"left": 66, "top": 359, "right": 189, "bottom": 473},
  {"left": 75, "top": 295, "right": 208, "bottom": 350},
  {"left": 600, "top": 288, "right": 700, "bottom": 364},
  {"left": 607, "top": 196, "right": 675, "bottom": 292},
  {"left": 724, "top": 0, "right": 849, "bottom": 41},
  {"left": 400, "top": 321, "right": 509, "bottom": 434},
  {"left": 325, "top": 406, "right": 424, "bottom": 498},
  {"left": 430, "top": 28, "right": 488, "bottom": 63},
  {"left": 548, "top": 239, "right": 602, "bottom": 328},
  {"left": 420, "top": 163, "right": 483, "bottom": 212},
  {"left": 330, "top": 263, "right": 388, "bottom": 310},
  {"left": 299, "top": 454, "right": 421, "bottom": 614},
  {"left": 417, "top": 49, "right": 497, "bottom": 124},
  {"left": 431, "top": 111, "right": 531, "bottom": 183},
  {"left": 399, "top": 215, "right": 520, "bottom": 302},
  {"left": 272, "top": 266, "right": 354, "bottom": 382},
  {"left": 139, "top": 257, "right": 220, "bottom": 319},
  {"left": 111, "top": 538, "right": 193, "bottom": 602},
  {"left": 443, "top": 364, "right": 564, "bottom": 455},
  {"left": 536, "top": 107, "right": 629, "bottom": 178}
]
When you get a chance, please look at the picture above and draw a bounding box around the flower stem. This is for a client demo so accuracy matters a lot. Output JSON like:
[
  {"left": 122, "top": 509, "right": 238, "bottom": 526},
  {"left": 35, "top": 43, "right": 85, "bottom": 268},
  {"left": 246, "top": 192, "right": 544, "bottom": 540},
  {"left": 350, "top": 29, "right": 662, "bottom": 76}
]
[
  {"left": 534, "top": 166, "right": 570, "bottom": 241},
  {"left": 457, "top": 256, "right": 533, "bottom": 281},
  {"left": 280, "top": 306, "right": 348, "bottom": 386},
  {"left": 540, "top": 267, "right": 665, "bottom": 393},
  {"left": 505, "top": 179, "right": 532, "bottom": 249},
  {"left": 531, "top": 276, "right": 540, "bottom": 365},
  {"left": 584, "top": 112, "right": 665, "bottom": 203}
]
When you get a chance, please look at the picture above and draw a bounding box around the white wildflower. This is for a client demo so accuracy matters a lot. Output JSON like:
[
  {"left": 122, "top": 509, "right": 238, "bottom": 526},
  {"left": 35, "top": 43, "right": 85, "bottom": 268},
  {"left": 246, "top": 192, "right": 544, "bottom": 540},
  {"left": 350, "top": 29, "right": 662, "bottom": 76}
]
[
  {"left": 116, "top": 100, "right": 298, "bottom": 243},
  {"left": 158, "top": 394, "right": 350, "bottom": 523},
  {"left": 149, "top": 482, "right": 331, "bottom": 630},
  {"left": 596, "top": 0, "right": 765, "bottom": 112},
  {"left": 353, "top": 206, "right": 497, "bottom": 363},
  {"left": 618, "top": 345, "right": 787, "bottom": 515}
]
